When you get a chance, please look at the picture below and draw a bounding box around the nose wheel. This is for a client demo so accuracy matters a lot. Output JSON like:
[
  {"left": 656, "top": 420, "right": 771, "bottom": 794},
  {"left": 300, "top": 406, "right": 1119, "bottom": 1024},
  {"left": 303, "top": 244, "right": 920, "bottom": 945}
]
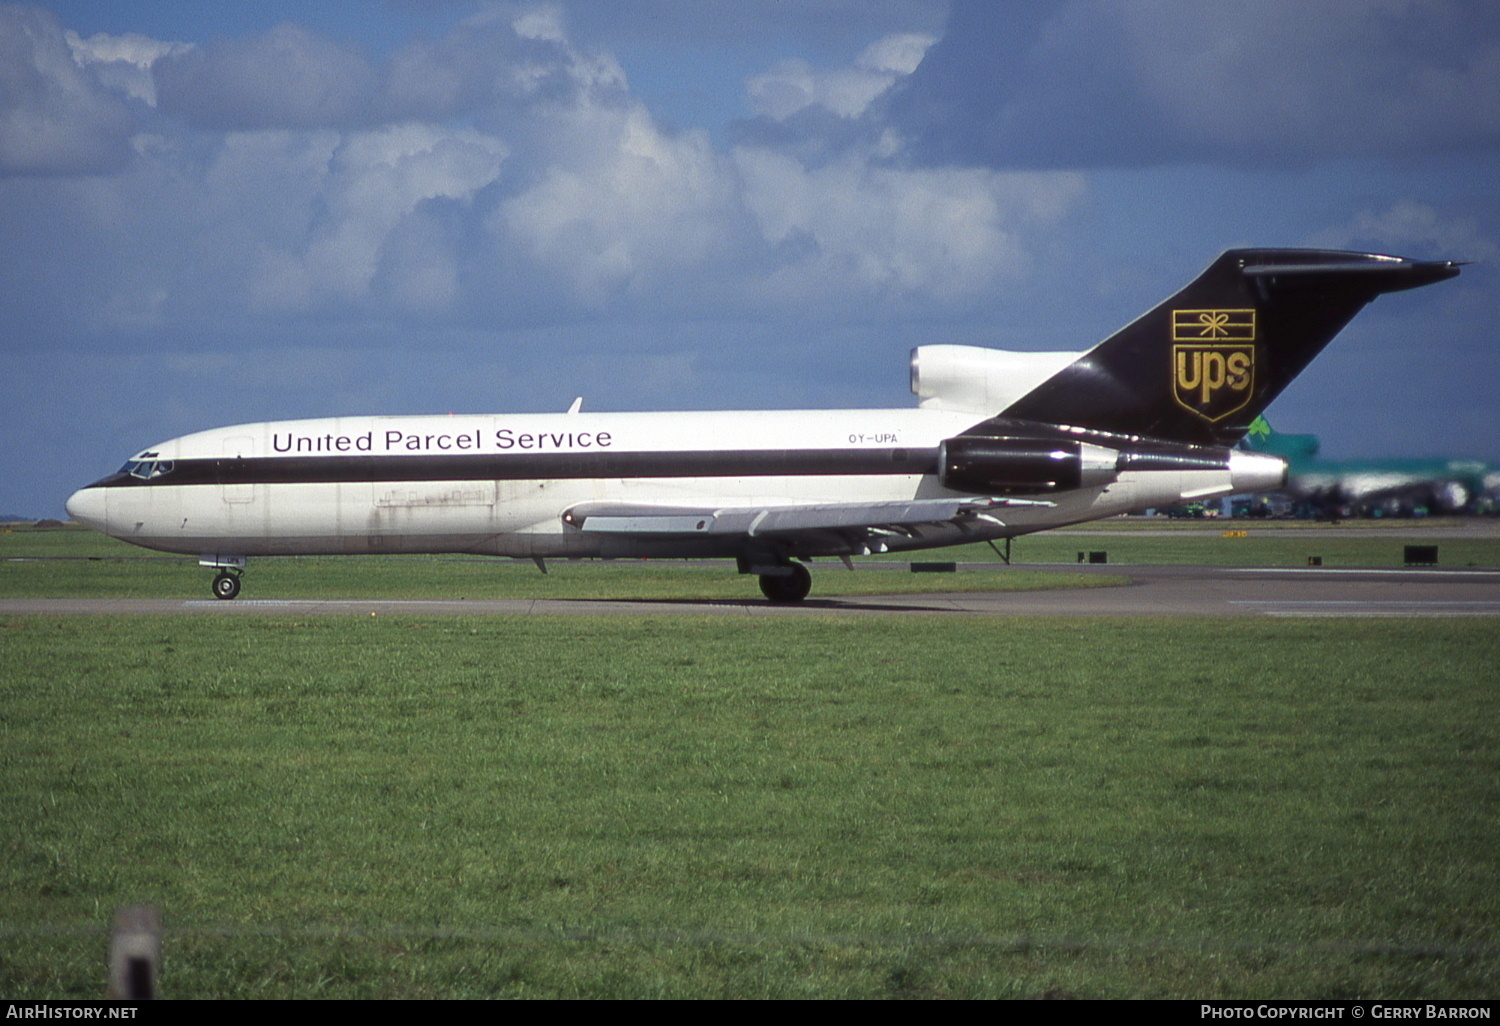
[
  {"left": 200, "top": 555, "right": 248, "bottom": 600},
  {"left": 212, "top": 570, "right": 242, "bottom": 600}
]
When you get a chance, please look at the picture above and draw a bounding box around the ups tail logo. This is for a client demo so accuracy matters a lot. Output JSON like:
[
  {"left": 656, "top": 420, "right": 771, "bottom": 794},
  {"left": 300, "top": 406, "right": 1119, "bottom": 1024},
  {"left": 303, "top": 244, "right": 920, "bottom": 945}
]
[
  {"left": 1171, "top": 308, "right": 1256, "bottom": 422},
  {"left": 1173, "top": 343, "right": 1256, "bottom": 422}
]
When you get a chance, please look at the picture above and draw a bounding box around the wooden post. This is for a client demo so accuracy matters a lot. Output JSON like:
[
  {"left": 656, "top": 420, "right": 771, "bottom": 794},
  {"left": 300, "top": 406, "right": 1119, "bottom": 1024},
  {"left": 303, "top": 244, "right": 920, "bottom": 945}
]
[{"left": 107, "top": 904, "right": 161, "bottom": 1000}]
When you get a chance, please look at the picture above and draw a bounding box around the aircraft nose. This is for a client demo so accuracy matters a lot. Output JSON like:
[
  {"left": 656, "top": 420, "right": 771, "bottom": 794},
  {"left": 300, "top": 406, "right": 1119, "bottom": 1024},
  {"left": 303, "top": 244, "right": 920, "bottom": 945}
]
[{"left": 65, "top": 486, "right": 108, "bottom": 532}]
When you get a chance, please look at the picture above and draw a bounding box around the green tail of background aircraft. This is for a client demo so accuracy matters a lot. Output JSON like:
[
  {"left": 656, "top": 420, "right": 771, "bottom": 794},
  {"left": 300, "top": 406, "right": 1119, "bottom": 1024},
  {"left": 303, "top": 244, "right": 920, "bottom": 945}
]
[{"left": 1240, "top": 416, "right": 1498, "bottom": 517}]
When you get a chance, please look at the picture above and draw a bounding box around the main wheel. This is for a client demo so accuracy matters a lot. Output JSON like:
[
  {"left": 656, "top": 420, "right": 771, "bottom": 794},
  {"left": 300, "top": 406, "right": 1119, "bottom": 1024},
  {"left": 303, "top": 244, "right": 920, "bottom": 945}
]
[
  {"left": 212, "top": 571, "right": 241, "bottom": 601},
  {"left": 758, "top": 563, "right": 812, "bottom": 603}
]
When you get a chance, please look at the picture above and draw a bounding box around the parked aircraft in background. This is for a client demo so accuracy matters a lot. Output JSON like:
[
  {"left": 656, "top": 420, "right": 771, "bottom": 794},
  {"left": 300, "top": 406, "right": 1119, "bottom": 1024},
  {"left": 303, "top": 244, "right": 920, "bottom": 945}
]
[
  {"left": 66, "top": 249, "right": 1459, "bottom": 602},
  {"left": 1240, "top": 416, "right": 1497, "bottom": 517}
]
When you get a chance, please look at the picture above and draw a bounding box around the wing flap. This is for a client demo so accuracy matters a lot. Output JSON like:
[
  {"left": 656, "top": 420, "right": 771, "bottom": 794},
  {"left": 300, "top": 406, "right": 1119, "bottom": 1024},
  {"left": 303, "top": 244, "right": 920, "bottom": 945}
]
[
  {"left": 564, "top": 497, "right": 1052, "bottom": 538},
  {"left": 748, "top": 499, "right": 970, "bottom": 535}
]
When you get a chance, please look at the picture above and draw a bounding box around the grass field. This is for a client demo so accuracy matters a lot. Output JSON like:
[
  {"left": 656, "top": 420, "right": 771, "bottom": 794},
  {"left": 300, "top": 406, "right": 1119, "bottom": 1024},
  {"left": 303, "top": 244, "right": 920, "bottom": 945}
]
[
  {"left": 3, "top": 614, "right": 1497, "bottom": 999},
  {"left": 2, "top": 523, "right": 1497, "bottom": 998}
]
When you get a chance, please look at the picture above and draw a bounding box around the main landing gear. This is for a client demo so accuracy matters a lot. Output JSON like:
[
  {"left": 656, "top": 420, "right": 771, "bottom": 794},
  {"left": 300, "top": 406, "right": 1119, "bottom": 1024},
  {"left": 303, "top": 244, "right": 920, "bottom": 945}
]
[
  {"left": 756, "top": 562, "right": 812, "bottom": 604},
  {"left": 200, "top": 554, "right": 247, "bottom": 600},
  {"left": 739, "top": 548, "right": 814, "bottom": 604}
]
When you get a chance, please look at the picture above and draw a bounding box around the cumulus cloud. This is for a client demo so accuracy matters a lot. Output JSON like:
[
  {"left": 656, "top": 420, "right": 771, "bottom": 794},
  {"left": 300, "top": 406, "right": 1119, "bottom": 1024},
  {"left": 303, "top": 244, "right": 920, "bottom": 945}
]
[
  {"left": 0, "top": 3, "right": 135, "bottom": 175},
  {"left": 245, "top": 124, "right": 509, "bottom": 312},
  {"left": 1308, "top": 201, "right": 1498, "bottom": 262},
  {"left": 154, "top": 22, "right": 378, "bottom": 130},
  {"left": 734, "top": 145, "right": 1085, "bottom": 304},
  {"left": 17, "top": 2, "right": 636, "bottom": 142},
  {"left": 495, "top": 105, "right": 736, "bottom": 305},
  {"left": 885, "top": 0, "right": 1500, "bottom": 169},
  {"left": 0, "top": 0, "right": 1084, "bottom": 329},
  {"left": 66, "top": 29, "right": 191, "bottom": 108},
  {"left": 480, "top": 18, "right": 1075, "bottom": 311},
  {"left": 747, "top": 32, "right": 935, "bottom": 120},
  {"left": 383, "top": 3, "right": 628, "bottom": 123}
]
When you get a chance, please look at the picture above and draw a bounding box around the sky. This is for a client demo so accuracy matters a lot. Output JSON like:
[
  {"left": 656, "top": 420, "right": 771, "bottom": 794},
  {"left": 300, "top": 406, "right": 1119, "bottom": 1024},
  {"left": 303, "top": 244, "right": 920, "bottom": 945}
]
[{"left": 2, "top": 0, "right": 1497, "bottom": 518}]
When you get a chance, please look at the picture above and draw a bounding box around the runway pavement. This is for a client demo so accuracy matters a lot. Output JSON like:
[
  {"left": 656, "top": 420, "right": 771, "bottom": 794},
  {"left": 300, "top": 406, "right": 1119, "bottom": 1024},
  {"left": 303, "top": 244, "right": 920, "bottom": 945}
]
[{"left": 3, "top": 563, "right": 1497, "bottom": 618}]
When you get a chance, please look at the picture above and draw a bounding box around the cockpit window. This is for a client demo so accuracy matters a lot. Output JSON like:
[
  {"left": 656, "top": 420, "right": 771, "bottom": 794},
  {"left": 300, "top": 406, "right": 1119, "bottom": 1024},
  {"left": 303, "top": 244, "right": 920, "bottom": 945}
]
[{"left": 119, "top": 459, "right": 175, "bottom": 481}]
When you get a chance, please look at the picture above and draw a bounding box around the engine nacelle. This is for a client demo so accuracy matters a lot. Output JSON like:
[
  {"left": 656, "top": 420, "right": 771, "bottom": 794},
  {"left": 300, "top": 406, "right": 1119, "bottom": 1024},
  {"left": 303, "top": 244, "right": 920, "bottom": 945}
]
[{"left": 939, "top": 436, "right": 1120, "bottom": 495}]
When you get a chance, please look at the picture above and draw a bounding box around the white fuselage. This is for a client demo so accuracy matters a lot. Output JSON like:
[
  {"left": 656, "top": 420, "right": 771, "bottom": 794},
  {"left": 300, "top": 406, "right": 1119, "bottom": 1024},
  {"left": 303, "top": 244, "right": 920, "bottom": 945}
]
[{"left": 65, "top": 406, "right": 1276, "bottom": 561}]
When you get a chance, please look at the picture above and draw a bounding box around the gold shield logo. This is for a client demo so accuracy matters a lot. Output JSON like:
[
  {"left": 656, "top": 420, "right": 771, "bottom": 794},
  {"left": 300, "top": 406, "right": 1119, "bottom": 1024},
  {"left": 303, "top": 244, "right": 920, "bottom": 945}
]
[
  {"left": 1172, "top": 309, "right": 1256, "bottom": 421},
  {"left": 1173, "top": 343, "right": 1256, "bottom": 422}
]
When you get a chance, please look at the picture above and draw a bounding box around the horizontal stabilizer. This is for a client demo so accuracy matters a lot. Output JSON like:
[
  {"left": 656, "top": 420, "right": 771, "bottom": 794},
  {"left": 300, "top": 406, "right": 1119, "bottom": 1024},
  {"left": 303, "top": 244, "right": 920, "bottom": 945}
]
[{"left": 1239, "top": 256, "right": 1462, "bottom": 290}]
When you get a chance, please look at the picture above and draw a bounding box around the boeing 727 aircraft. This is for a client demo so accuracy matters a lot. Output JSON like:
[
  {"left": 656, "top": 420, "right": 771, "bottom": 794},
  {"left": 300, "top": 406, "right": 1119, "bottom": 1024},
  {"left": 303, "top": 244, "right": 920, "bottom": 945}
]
[{"left": 66, "top": 249, "right": 1459, "bottom": 602}]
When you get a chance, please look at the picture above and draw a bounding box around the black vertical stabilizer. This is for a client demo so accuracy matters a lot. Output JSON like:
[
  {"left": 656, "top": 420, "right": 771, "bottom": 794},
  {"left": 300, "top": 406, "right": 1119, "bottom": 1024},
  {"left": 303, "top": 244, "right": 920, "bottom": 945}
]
[{"left": 996, "top": 249, "right": 1459, "bottom": 446}]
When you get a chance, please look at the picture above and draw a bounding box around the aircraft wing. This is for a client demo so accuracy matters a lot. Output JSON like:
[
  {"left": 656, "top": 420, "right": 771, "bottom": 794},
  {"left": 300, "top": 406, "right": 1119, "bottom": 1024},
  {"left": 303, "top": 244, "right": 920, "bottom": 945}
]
[{"left": 562, "top": 497, "right": 1052, "bottom": 540}]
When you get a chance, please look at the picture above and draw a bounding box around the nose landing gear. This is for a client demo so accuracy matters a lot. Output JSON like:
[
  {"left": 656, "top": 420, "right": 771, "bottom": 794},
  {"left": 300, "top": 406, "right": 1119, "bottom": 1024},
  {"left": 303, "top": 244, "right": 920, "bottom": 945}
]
[
  {"left": 200, "top": 554, "right": 248, "bottom": 600},
  {"left": 212, "top": 570, "right": 242, "bottom": 600}
]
